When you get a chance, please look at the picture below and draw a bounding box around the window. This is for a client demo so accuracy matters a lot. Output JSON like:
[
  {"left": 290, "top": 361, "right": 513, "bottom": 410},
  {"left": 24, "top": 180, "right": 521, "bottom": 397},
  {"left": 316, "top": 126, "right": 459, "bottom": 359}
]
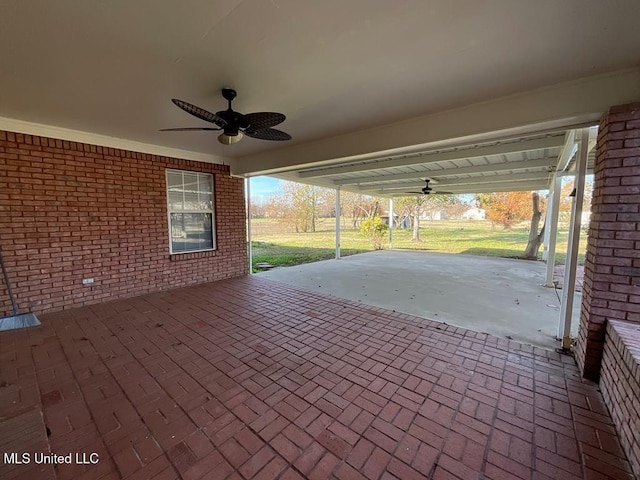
[{"left": 166, "top": 169, "right": 215, "bottom": 254}]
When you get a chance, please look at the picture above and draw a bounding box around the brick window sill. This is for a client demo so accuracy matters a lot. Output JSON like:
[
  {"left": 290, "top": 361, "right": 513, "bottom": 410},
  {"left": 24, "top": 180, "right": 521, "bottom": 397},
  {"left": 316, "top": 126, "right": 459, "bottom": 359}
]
[{"left": 169, "top": 250, "right": 218, "bottom": 261}]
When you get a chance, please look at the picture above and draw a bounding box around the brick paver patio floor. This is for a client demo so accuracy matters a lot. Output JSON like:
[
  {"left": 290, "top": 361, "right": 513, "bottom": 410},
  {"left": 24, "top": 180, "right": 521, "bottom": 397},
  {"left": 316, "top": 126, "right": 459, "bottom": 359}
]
[{"left": 0, "top": 276, "right": 634, "bottom": 479}]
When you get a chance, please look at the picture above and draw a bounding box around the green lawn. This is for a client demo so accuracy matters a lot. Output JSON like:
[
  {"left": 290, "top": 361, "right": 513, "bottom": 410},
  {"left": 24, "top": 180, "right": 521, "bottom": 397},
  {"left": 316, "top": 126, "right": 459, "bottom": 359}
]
[{"left": 251, "top": 219, "right": 587, "bottom": 272}]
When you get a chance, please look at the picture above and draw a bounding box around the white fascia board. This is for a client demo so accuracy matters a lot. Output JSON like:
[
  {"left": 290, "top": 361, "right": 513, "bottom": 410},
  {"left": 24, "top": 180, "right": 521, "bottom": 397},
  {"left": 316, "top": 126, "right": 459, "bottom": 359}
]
[
  {"left": 0, "top": 116, "right": 233, "bottom": 167},
  {"left": 232, "top": 68, "right": 640, "bottom": 176}
]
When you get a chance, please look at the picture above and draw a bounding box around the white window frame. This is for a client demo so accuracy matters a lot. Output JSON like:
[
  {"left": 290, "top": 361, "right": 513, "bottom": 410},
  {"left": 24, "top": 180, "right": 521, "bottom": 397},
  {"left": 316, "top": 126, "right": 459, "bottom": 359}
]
[{"left": 166, "top": 169, "right": 216, "bottom": 254}]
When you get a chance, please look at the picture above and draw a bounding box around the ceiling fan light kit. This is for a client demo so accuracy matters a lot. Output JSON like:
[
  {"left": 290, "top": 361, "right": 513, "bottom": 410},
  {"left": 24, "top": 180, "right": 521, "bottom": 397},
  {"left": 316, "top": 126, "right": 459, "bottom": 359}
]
[
  {"left": 218, "top": 132, "right": 243, "bottom": 145},
  {"left": 162, "top": 88, "right": 291, "bottom": 145}
]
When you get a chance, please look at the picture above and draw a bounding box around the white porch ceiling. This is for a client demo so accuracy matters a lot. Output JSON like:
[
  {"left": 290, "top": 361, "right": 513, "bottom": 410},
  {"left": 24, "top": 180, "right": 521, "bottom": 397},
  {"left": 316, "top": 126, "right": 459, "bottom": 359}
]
[{"left": 0, "top": 1, "right": 638, "bottom": 193}]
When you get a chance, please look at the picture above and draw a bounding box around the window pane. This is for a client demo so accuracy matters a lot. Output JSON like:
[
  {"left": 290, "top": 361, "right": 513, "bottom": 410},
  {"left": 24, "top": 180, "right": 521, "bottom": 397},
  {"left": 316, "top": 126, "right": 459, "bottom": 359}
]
[
  {"left": 183, "top": 190, "right": 199, "bottom": 210},
  {"left": 168, "top": 190, "right": 184, "bottom": 210},
  {"left": 183, "top": 173, "right": 198, "bottom": 192},
  {"left": 170, "top": 213, "right": 213, "bottom": 252},
  {"left": 198, "top": 191, "right": 212, "bottom": 210},
  {"left": 198, "top": 175, "right": 212, "bottom": 194},
  {"left": 167, "top": 171, "right": 182, "bottom": 189}
]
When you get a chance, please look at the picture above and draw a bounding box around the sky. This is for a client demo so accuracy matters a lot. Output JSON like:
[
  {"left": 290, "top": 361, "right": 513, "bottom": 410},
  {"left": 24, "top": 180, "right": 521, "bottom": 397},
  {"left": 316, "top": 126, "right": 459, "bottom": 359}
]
[{"left": 248, "top": 176, "right": 282, "bottom": 202}]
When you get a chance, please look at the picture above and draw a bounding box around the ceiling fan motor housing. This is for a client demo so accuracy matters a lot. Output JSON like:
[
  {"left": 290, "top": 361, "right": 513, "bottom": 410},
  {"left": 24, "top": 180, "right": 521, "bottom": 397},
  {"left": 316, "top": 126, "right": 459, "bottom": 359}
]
[{"left": 221, "top": 88, "right": 237, "bottom": 102}]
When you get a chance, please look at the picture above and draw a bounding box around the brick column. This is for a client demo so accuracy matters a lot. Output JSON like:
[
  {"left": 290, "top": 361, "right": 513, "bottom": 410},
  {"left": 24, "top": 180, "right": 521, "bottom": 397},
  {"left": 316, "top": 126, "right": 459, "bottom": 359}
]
[{"left": 576, "top": 102, "right": 640, "bottom": 381}]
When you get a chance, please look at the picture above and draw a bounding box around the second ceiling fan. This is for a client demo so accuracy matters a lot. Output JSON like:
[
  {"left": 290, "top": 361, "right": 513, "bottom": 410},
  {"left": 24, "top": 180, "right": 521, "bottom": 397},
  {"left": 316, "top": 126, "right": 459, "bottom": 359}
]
[{"left": 406, "top": 179, "right": 453, "bottom": 195}]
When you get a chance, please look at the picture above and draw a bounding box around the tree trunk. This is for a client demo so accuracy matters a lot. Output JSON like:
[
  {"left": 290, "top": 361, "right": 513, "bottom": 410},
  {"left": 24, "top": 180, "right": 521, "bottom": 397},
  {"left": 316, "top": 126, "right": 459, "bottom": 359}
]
[
  {"left": 522, "top": 192, "right": 545, "bottom": 259},
  {"left": 412, "top": 200, "right": 421, "bottom": 242},
  {"left": 310, "top": 187, "right": 316, "bottom": 232}
]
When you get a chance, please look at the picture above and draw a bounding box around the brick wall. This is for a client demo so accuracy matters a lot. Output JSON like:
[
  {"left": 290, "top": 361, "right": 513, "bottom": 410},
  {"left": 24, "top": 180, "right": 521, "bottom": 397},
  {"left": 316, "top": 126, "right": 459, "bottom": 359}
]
[
  {"left": 576, "top": 102, "right": 640, "bottom": 381},
  {"left": 0, "top": 130, "right": 247, "bottom": 314},
  {"left": 600, "top": 320, "right": 640, "bottom": 478}
]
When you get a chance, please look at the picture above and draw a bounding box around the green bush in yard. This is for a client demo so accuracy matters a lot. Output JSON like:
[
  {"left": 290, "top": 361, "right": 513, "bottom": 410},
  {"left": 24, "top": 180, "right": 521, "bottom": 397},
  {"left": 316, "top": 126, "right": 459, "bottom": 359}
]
[{"left": 360, "top": 216, "right": 388, "bottom": 250}]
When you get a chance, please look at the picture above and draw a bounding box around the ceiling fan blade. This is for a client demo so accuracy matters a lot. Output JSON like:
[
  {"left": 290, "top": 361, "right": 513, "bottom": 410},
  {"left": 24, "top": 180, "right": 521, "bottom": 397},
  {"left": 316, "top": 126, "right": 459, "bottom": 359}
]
[
  {"left": 171, "top": 99, "right": 227, "bottom": 127},
  {"left": 159, "top": 127, "right": 221, "bottom": 131},
  {"left": 243, "top": 112, "right": 286, "bottom": 130},
  {"left": 244, "top": 128, "right": 292, "bottom": 141}
]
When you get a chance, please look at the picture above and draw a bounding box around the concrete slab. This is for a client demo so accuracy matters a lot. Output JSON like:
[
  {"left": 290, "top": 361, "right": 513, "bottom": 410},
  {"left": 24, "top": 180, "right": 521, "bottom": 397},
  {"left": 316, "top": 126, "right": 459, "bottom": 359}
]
[{"left": 257, "top": 250, "right": 581, "bottom": 349}]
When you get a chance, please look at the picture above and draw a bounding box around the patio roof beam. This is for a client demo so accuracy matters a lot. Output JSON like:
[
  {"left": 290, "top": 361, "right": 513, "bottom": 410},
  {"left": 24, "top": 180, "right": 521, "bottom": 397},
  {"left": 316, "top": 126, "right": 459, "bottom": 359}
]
[
  {"left": 562, "top": 127, "right": 598, "bottom": 173},
  {"left": 556, "top": 130, "right": 578, "bottom": 173},
  {"left": 362, "top": 181, "right": 550, "bottom": 196},
  {"left": 333, "top": 157, "right": 557, "bottom": 185},
  {"left": 357, "top": 172, "right": 552, "bottom": 192},
  {"left": 360, "top": 180, "right": 549, "bottom": 194},
  {"left": 296, "top": 136, "right": 565, "bottom": 179}
]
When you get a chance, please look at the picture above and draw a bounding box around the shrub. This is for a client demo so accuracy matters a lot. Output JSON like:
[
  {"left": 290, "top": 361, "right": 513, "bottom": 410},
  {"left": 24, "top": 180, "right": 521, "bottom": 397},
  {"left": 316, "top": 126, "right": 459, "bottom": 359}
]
[{"left": 360, "top": 216, "right": 389, "bottom": 250}]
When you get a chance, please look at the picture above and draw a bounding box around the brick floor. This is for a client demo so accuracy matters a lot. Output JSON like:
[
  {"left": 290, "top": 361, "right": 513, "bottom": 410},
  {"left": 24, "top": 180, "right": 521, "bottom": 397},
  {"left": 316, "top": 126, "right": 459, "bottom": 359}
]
[
  {"left": 553, "top": 265, "right": 585, "bottom": 292},
  {"left": 0, "top": 276, "right": 634, "bottom": 479}
]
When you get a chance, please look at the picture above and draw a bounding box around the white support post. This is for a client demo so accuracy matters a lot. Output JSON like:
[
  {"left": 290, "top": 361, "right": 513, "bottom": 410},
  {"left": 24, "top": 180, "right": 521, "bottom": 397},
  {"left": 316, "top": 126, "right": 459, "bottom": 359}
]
[
  {"left": 542, "top": 188, "right": 553, "bottom": 261},
  {"left": 544, "top": 174, "right": 563, "bottom": 287},
  {"left": 558, "top": 128, "right": 589, "bottom": 349},
  {"left": 335, "top": 187, "right": 341, "bottom": 259},
  {"left": 389, "top": 197, "right": 394, "bottom": 249},
  {"left": 246, "top": 177, "right": 253, "bottom": 274}
]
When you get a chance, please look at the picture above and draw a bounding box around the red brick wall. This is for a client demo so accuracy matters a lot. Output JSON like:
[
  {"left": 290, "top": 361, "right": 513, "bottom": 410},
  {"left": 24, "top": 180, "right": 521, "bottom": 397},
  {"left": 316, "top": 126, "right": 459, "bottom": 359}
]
[
  {"left": 0, "top": 130, "right": 247, "bottom": 314},
  {"left": 600, "top": 320, "right": 640, "bottom": 478},
  {"left": 576, "top": 102, "right": 640, "bottom": 380}
]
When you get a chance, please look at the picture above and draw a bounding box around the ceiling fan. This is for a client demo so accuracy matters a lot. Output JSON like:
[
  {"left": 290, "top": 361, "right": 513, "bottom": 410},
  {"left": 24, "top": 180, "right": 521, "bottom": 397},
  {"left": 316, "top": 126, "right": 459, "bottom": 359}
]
[
  {"left": 161, "top": 88, "right": 291, "bottom": 145},
  {"left": 406, "top": 179, "right": 454, "bottom": 195}
]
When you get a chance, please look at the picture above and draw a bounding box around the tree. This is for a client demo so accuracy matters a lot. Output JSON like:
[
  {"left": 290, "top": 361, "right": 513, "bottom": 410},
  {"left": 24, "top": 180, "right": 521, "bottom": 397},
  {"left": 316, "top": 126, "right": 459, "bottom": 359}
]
[
  {"left": 521, "top": 192, "right": 546, "bottom": 260},
  {"left": 282, "top": 182, "right": 318, "bottom": 232},
  {"left": 411, "top": 196, "right": 427, "bottom": 241},
  {"left": 558, "top": 178, "right": 593, "bottom": 226},
  {"left": 476, "top": 191, "right": 533, "bottom": 229},
  {"left": 340, "top": 192, "right": 381, "bottom": 228},
  {"left": 360, "top": 216, "right": 388, "bottom": 250},
  {"left": 249, "top": 197, "right": 266, "bottom": 218},
  {"left": 394, "top": 194, "right": 456, "bottom": 242},
  {"left": 394, "top": 196, "right": 424, "bottom": 241},
  {"left": 263, "top": 194, "right": 290, "bottom": 219},
  {"left": 443, "top": 197, "right": 470, "bottom": 219}
]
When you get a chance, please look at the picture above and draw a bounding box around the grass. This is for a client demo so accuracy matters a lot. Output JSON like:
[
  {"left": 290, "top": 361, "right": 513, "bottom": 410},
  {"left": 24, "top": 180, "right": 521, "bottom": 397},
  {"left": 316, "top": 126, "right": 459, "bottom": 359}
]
[{"left": 251, "top": 219, "right": 587, "bottom": 272}]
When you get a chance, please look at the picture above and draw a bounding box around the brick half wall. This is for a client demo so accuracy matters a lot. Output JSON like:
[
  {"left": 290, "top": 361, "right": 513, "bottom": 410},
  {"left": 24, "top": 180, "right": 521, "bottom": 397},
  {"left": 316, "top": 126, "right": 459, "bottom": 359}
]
[
  {"left": 600, "top": 320, "right": 640, "bottom": 478},
  {"left": 576, "top": 102, "right": 640, "bottom": 381},
  {"left": 0, "top": 130, "right": 247, "bottom": 314}
]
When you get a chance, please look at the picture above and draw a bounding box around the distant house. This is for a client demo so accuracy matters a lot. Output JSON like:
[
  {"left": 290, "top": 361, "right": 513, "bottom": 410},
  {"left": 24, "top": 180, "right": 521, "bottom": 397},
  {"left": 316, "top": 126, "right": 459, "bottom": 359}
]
[
  {"left": 422, "top": 210, "right": 448, "bottom": 220},
  {"left": 462, "top": 207, "right": 486, "bottom": 220}
]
